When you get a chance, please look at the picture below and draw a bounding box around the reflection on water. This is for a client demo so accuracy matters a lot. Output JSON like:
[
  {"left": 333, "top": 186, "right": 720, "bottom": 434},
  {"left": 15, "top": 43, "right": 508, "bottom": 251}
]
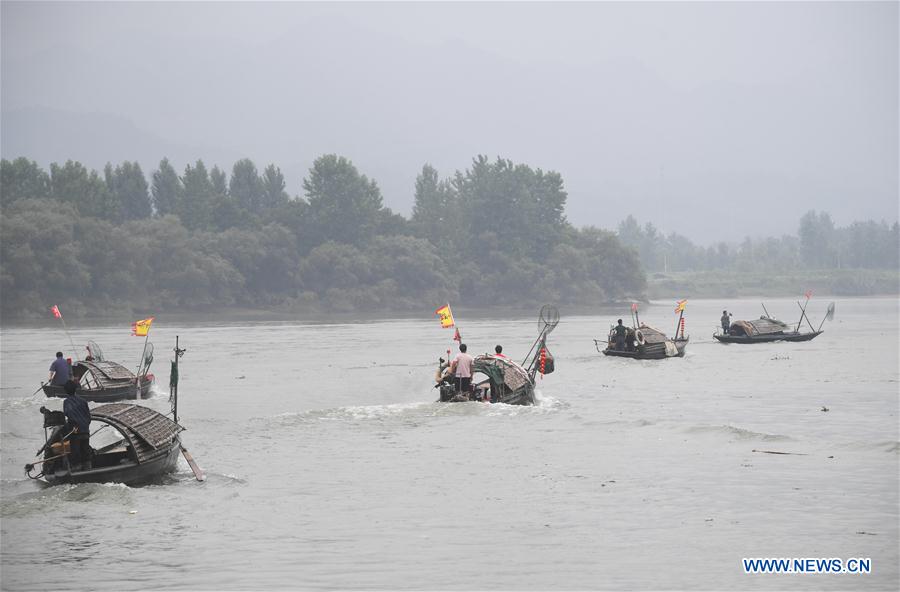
[{"left": 1, "top": 297, "right": 898, "bottom": 590}]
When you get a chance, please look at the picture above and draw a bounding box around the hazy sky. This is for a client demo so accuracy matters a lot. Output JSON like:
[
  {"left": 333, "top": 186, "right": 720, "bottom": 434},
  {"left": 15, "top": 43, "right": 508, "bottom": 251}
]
[{"left": 2, "top": 1, "right": 897, "bottom": 243}]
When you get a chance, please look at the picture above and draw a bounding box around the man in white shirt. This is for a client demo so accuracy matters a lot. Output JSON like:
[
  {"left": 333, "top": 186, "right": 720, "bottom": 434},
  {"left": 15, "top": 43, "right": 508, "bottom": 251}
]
[{"left": 449, "top": 343, "right": 474, "bottom": 396}]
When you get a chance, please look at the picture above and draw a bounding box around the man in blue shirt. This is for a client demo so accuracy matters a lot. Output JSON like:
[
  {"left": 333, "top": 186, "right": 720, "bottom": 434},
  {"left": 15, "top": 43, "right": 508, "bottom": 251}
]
[
  {"left": 48, "top": 352, "right": 70, "bottom": 386},
  {"left": 63, "top": 381, "right": 92, "bottom": 470}
]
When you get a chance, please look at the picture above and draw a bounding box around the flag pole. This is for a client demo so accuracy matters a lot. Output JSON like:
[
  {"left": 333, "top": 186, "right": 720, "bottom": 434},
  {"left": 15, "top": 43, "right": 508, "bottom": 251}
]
[
  {"left": 57, "top": 313, "right": 79, "bottom": 362},
  {"left": 134, "top": 326, "right": 151, "bottom": 400},
  {"left": 134, "top": 329, "right": 150, "bottom": 399}
]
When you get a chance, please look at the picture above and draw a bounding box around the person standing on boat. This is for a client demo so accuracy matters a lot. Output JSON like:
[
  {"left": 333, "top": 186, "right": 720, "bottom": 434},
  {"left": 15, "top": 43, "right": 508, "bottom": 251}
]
[
  {"left": 613, "top": 319, "right": 628, "bottom": 351},
  {"left": 449, "top": 343, "right": 474, "bottom": 396},
  {"left": 721, "top": 310, "right": 732, "bottom": 335},
  {"left": 63, "top": 381, "right": 92, "bottom": 470},
  {"left": 494, "top": 345, "right": 506, "bottom": 358},
  {"left": 48, "top": 352, "right": 71, "bottom": 386}
]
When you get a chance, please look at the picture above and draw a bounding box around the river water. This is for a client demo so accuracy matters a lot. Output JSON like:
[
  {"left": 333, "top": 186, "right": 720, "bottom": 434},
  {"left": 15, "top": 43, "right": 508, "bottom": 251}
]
[{"left": 1, "top": 297, "right": 898, "bottom": 590}]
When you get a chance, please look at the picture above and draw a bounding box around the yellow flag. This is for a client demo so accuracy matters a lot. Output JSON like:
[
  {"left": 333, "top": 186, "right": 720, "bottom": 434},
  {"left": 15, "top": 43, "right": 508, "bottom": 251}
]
[
  {"left": 434, "top": 304, "right": 455, "bottom": 328},
  {"left": 674, "top": 300, "right": 687, "bottom": 313},
  {"left": 132, "top": 317, "right": 155, "bottom": 336}
]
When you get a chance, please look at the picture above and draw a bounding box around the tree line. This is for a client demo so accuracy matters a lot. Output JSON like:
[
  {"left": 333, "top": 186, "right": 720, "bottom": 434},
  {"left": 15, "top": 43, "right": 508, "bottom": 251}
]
[
  {"left": 617, "top": 211, "right": 899, "bottom": 273},
  {"left": 0, "top": 155, "right": 645, "bottom": 318}
]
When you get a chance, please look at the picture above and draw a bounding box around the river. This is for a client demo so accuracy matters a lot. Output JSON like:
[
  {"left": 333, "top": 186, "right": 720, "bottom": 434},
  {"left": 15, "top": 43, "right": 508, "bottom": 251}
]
[{"left": 1, "top": 297, "right": 898, "bottom": 590}]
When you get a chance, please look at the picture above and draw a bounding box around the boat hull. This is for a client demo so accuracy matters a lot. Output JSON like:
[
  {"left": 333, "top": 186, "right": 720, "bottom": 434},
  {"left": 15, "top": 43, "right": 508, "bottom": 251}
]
[
  {"left": 43, "top": 376, "right": 154, "bottom": 402},
  {"left": 603, "top": 339, "right": 687, "bottom": 360},
  {"left": 437, "top": 383, "right": 535, "bottom": 406},
  {"left": 713, "top": 331, "right": 822, "bottom": 344},
  {"left": 44, "top": 439, "right": 181, "bottom": 486}
]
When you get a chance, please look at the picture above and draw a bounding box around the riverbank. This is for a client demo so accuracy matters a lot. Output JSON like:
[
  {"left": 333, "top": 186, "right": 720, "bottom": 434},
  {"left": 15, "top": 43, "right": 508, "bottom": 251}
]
[{"left": 647, "top": 268, "right": 899, "bottom": 299}]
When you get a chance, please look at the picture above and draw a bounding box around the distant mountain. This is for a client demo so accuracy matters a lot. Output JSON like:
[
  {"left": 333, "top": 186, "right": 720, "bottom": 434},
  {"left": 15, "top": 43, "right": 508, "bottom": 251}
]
[{"left": 1, "top": 106, "right": 244, "bottom": 179}]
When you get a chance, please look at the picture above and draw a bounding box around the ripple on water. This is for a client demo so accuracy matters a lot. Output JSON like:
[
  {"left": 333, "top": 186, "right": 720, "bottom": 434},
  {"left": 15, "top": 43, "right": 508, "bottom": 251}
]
[
  {"left": 684, "top": 424, "right": 795, "bottom": 442},
  {"left": 1, "top": 481, "right": 135, "bottom": 518}
]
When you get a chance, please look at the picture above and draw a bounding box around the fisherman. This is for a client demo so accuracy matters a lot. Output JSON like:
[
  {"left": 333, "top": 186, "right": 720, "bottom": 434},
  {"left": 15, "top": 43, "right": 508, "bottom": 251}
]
[
  {"left": 449, "top": 343, "right": 474, "bottom": 397},
  {"left": 48, "top": 352, "right": 71, "bottom": 386},
  {"left": 613, "top": 319, "right": 628, "bottom": 351},
  {"left": 721, "top": 310, "right": 732, "bottom": 335},
  {"left": 62, "top": 381, "right": 92, "bottom": 470},
  {"left": 489, "top": 345, "right": 507, "bottom": 403}
]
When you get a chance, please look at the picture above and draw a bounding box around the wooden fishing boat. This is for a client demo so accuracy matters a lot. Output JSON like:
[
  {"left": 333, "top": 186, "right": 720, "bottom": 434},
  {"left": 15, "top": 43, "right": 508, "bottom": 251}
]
[
  {"left": 597, "top": 324, "right": 688, "bottom": 359},
  {"left": 42, "top": 359, "right": 154, "bottom": 402},
  {"left": 26, "top": 403, "right": 182, "bottom": 486},
  {"left": 438, "top": 355, "right": 537, "bottom": 405},
  {"left": 714, "top": 317, "right": 822, "bottom": 343},
  {"left": 435, "top": 305, "right": 558, "bottom": 406},
  {"left": 42, "top": 341, "right": 155, "bottom": 402},
  {"left": 714, "top": 302, "right": 833, "bottom": 344},
  {"left": 25, "top": 336, "right": 205, "bottom": 486}
]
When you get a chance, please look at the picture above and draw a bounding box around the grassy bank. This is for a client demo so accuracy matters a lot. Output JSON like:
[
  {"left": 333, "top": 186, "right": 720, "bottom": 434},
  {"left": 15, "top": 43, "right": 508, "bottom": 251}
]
[{"left": 647, "top": 269, "right": 900, "bottom": 299}]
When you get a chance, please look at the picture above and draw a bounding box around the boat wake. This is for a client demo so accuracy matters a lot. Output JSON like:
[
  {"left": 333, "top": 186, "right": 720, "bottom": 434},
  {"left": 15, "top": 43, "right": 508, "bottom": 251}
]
[
  {"left": 0, "top": 397, "right": 43, "bottom": 413},
  {"left": 684, "top": 424, "right": 795, "bottom": 442},
  {"left": 0, "top": 481, "right": 135, "bottom": 518},
  {"left": 255, "top": 394, "right": 568, "bottom": 428}
]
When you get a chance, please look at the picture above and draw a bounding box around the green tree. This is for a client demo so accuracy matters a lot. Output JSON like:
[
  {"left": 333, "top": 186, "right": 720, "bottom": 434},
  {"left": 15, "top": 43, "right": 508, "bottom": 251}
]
[
  {"left": 1, "top": 157, "right": 51, "bottom": 207},
  {"left": 210, "top": 165, "right": 228, "bottom": 197},
  {"left": 180, "top": 160, "right": 214, "bottom": 230},
  {"left": 152, "top": 158, "right": 183, "bottom": 217},
  {"left": 411, "top": 163, "right": 457, "bottom": 250},
  {"left": 452, "top": 156, "right": 568, "bottom": 262},
  {"left": 261, "top": 164, "right": 289, "bottom": 210},
  {"left": 208, "top": 224, "right": 300, "bottom": 300},
  {"left": 303, "top": 154, "right": 383, "bottom": 246},
  {"left": 50, "top": 160, "right": 115, "bottom": 220},
  {"left": 799, "top": 210, "right": 836, "bottom": 268},
  {"left": 105, "top": 161, "right": 152, "bottom": 221},
  {"left": 230, "top": 158, "right": 264, "bottom": 213}
]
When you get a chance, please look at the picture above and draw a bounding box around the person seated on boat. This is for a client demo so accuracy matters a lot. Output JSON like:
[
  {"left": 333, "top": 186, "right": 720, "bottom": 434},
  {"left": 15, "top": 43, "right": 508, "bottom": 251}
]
[
  {"left": 625, "top": 329, "right": 637, "bottom": 351},
  {"left": 613, "top": 320, "right": 628, "bottom": 351},
  {"left": 721, "top": 310, "right": 732, "bottom": 335},
  {"left": 449, "top": 343, "right": 474, "bottom": 396},
  {"left": 84, "top": 346, "right": 94, "bottom": 362},
  {"left": 62, "top": 380, "right": 92, "bottom": 470},
  {"left": 434, "top": 357, "right": 454, "bottom": 387},
  {"left": 48, "top": 352, "right": 71, "bottom": 386},
  {"left": 494, "top": 345, "right": 506, "bottom": 358}
]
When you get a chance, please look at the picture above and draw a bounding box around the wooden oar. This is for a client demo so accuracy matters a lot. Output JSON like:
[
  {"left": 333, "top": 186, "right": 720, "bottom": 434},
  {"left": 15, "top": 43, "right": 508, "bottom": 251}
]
[
  {"left": 24, "top": 452, "right": 69, "bottom": 472},
  {"left": 181, "top": 445, "right": 205, "bottom": 481},
  {"left": 28, "top": 383, "right": 46, "bottom": 399}
]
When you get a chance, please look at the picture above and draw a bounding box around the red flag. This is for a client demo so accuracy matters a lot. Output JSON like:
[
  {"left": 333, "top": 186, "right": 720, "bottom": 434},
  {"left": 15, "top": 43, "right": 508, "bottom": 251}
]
[
  {"left": 631, "top": 302, "right": 638, "bottom": 312},
  {"left": 804, "top": 290, "right": 813, "bottom": 300},
  {"left": 50, "top": 305, "right": 62, "bottom": 319},
  {"left": 453, "top": 327, "right": 461, "bottom": 342}
]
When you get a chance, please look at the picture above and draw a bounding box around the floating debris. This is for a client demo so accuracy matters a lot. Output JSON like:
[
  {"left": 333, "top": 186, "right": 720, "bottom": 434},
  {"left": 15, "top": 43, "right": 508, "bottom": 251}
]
[{"left": 751, "top": 449, "right": 808, "bottom": 456}]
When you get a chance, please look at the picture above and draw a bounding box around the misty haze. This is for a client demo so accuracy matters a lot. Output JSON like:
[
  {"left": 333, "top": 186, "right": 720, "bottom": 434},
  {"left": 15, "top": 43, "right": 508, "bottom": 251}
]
[{"left": 1, "top": 2, "right": 898, "bottom": 592}]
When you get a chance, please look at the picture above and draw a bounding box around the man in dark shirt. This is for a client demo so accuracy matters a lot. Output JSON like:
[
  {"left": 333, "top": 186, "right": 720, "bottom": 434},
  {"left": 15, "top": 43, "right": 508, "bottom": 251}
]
[
  {"left": 613, "top": 319, "right": 628, "bottom": 351},
  {"left": 49, "top": 352, "right": 70, "bottom": 386},
  {"left": 721, "top": 310, "right": 732, "bottom": 335},
  {"left": 63, "top": 381, "right": 92, "bottom": 470}
]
